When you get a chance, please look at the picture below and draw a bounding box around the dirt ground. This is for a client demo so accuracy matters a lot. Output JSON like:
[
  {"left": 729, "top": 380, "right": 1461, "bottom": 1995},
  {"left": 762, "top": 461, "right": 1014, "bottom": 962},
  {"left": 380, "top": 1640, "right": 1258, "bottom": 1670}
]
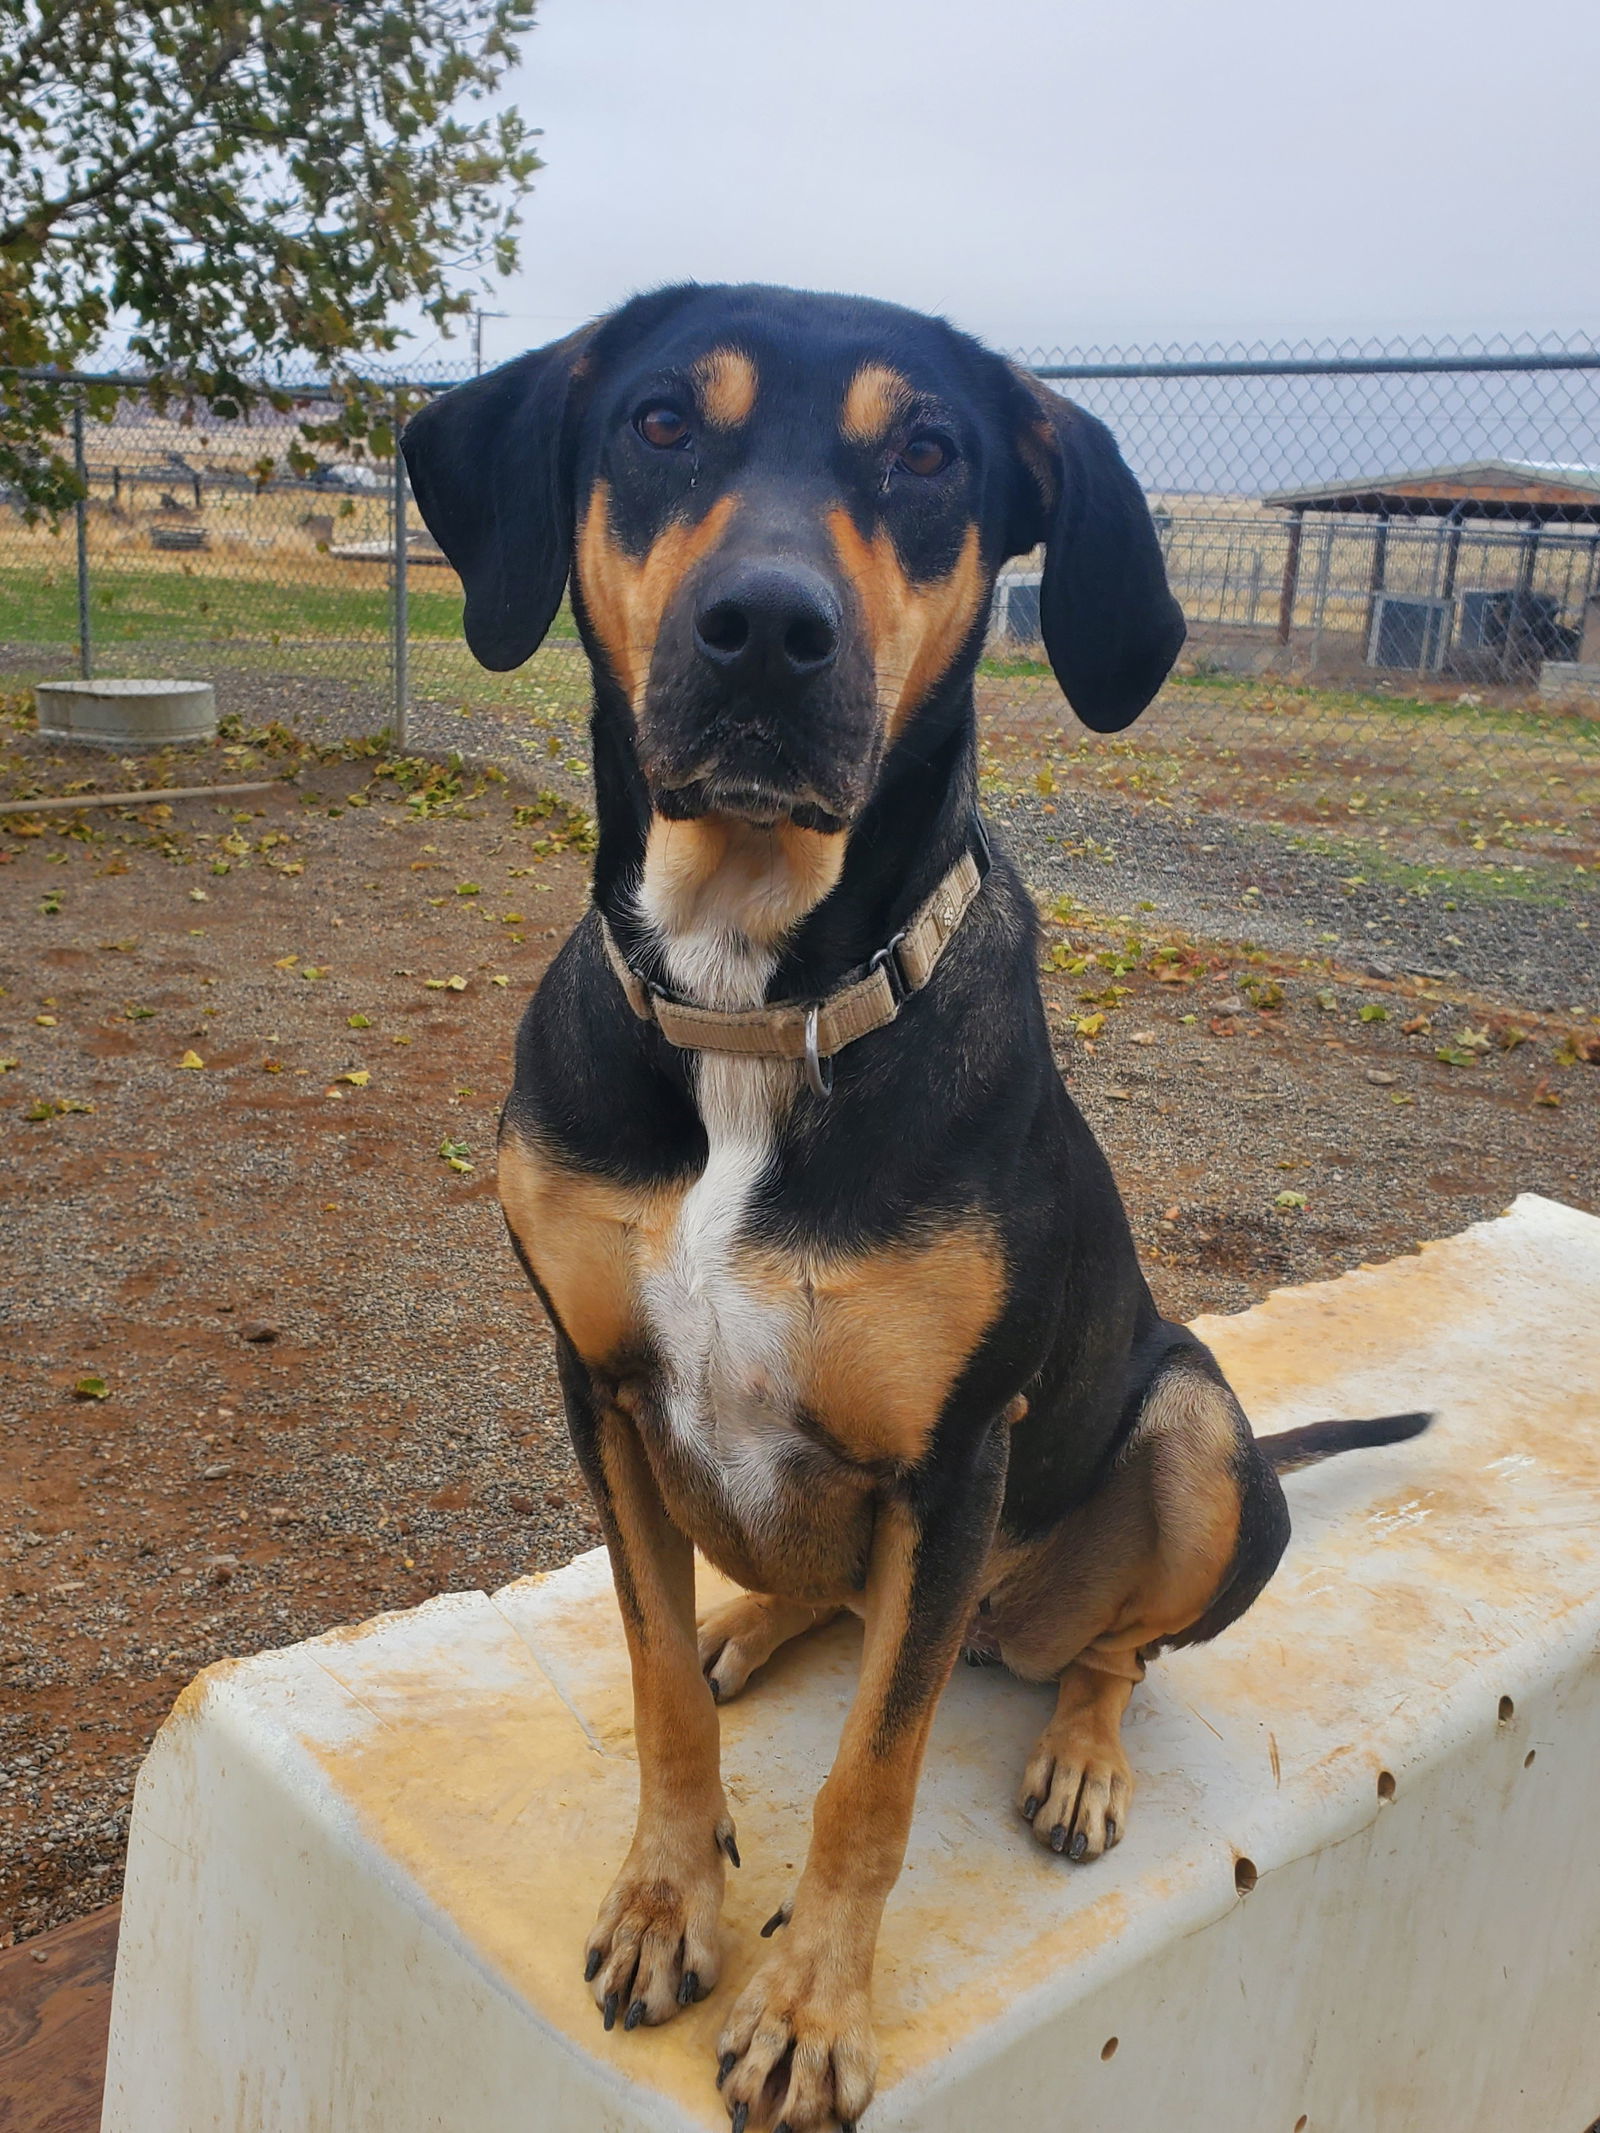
[{"left": 3, "top": 706, "right": 1598, "bottom": 1947}]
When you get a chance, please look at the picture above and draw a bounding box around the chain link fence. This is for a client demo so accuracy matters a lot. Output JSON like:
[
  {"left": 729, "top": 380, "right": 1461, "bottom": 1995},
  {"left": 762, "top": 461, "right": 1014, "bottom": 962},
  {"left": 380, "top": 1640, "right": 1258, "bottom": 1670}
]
[{"left": 2, "top": 338, "right": 1597, "bottom": 1009}]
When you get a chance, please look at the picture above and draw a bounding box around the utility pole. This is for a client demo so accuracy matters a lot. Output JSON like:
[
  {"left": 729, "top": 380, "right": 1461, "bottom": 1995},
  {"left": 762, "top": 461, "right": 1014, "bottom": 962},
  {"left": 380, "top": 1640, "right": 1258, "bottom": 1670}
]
[{"left": 473, "top": 310, "right": 507, "bottom": 376}]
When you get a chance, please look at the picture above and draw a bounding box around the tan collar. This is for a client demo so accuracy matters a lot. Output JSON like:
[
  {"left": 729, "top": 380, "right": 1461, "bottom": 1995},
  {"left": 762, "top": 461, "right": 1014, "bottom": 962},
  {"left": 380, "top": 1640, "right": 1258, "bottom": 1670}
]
[{"left": 600, "top": 824, "right": 989, "bottom": 1098}]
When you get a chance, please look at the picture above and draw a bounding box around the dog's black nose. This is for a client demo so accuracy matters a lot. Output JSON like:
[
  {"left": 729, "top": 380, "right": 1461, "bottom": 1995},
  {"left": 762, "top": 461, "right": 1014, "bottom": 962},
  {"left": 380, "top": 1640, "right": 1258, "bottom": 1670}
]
[{"left": 693, "top": 562, "right": 840, "bottom": 682}]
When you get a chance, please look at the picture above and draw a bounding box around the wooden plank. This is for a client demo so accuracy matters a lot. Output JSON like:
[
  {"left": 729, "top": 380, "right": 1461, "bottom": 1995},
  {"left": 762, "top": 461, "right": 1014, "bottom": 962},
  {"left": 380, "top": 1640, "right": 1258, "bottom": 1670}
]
[
  {"left": 0, "top": 1905, "right": 119, "bottom": 2133},
  {"left": 0, "top": 781, "right": 277, "bottom": 818}
]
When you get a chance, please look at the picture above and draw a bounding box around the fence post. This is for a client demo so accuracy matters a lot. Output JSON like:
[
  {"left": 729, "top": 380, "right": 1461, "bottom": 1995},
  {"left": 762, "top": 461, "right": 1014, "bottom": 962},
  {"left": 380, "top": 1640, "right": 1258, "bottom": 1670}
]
[
  {"left": 1276, "top": 508, "right": 1304, "bottom": 645},
  {"left": 72, "top": 391, "right": 92, "bottom": 681},
  {"left": 392, "top": 394, "right": 409, "bottom": 748}
]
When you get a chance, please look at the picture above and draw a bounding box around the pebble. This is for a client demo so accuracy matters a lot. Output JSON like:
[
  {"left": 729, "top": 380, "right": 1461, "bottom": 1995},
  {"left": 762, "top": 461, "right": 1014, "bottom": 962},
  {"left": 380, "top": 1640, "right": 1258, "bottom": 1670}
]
[
  {"left": 1366, "top": 1070, "right": 1398, "bottom": 1087},
  {"left": 240, "top": 1322, "right": 279, "bottom": 1344},
  {"left": 200, "top": 1462, "right": 233, "bottom": 1481}
]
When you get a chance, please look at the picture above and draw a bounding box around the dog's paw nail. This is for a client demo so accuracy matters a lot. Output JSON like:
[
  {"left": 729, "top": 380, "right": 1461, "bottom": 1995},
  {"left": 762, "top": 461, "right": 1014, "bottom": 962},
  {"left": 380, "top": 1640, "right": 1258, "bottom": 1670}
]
[
  {"left": 730, "top": 2104, "right": 749, "bottom": 2133},
  {"left": 1049, "top": 1823, "right": 1068, "bottom": 1853},
  {"left": 708, "top": 1675, "right": 722, "bottom": 1703},
  {"left": 1022, "top": 1795, "right": 1039, "bottom": 1821},
  {"left": 624, "top": 1998, "right": 647, "bottom": 2031},
  {"left": 1069, "top": 1830, "right": 1089, "bottom": 1861},
  {"left": 760, "top": 1906, "right": 789, "bottom": 1938},
  {"left": 1105, "top": 1816, "right": 1118, "bottom": 1846},
  {"left": 584, "top": 1947, "right": 602, "bottom": 1982},
  {"left": 717, "top": 2051, "right": 737, "bottom": 2088},
  {"left": 678, "top": 1970, "right": 700, "bottom": 2006},
  {"left": 721, "top": 1832, "right": 741, "bottom": 1869},
  {"left": 602, "top": 1991, "right": 619, "bottom": 2031},
  {"left": 775, "top": 2120, "right": 793, "bottom": 2133}
]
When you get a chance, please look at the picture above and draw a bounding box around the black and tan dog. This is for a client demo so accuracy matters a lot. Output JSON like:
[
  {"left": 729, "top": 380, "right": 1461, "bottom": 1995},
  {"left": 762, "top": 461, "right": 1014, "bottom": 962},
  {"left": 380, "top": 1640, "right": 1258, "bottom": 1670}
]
[{"left": 402, "top": 284, "right": 1428, "bottom": 2133}]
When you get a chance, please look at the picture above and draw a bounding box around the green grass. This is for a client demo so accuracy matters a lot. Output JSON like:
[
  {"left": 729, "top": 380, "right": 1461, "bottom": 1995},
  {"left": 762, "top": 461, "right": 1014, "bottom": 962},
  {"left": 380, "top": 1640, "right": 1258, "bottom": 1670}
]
[
  {"left": 1277, "top": 823, "right": 1596, "bottom": 906},
  {"left": 0, "top": 562, "right": 581, "bottom": 649},
  {"left": 1172, "top": 663, "right": 1600, "bottom": 750}
]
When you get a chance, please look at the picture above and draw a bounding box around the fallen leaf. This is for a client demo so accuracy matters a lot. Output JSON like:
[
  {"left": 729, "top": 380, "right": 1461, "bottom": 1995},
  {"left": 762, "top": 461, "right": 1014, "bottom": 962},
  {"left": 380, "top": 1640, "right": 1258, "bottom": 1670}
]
[
  {"left": 73, "top": 1375, "right": 110, "bottom": 1401},
  {"left": 1274, "top": 1190, "right": 1307, "bottom": 1210},
  {"left": 1435, "top": 1046, "right": 1478, "bottom": 1069},
  {"left": 1401, "top": 1014, "right": 1430, "bottom": 1036},
  {"left": 1075, "top": 1012, "right": 1106, "bottom": 1039},
  {"left": 34, "top": 1014, "right": 57, "bottom": 1027},
  {"left": 0, "top": 1057, "right": 17, "bottom": 1072},
  {"left": 299, "top": 965, "right": 329, "bottom": 981},
  {"left": 1207, "top": 1016, "right": 1238, "bottom": 1038},
  {"left": 188, "top": 887, "right": 209, "bottom": 902},
  {"left": 336, "top": 1069, "right": 371, "bottom": 1087},
  {"left": 261, "top": 1058, "right": 282, "bottom": 1073},
  {"left": 272, "top": 955, "right": 299, "bottom": 970},
  {"left": 177, "top": 1049, "right": 206, "bottom": 1069},
  {"left": 456, "top": 882, "right": 481, "bottom": 897},
  {"left": 423, "top": 974, "right": 469, "bottom": 992},
  {"left": 347, "top": 1013, "right": 371, "bottom": 1029},
  {"left": 1533, "top": 1079, "right": 1562, "bottom": 1107},
  {"left": 1242, "top": 978, "right": 1284, "bottom": 1010},
  {"left": 1359, "top": 1003, "right": 1388, "bottom": 1023},
  {"left": 490, "top": 975, "right": 510, "bottom": 988}
]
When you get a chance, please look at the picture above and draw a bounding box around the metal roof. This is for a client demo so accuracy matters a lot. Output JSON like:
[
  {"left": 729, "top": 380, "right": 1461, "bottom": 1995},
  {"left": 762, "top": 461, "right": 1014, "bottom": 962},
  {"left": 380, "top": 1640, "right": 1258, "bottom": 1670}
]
[{"left": 1264, "top": 459, "right": 1600, "bottom": 520}]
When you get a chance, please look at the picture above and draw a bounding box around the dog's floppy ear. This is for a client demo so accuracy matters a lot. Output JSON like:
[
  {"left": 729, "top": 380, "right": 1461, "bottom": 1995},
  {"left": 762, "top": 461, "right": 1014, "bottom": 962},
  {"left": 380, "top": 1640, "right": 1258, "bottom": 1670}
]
[
  {"left": 1007, "top": 375, "right": 1185, "bottom": 732},
  {"left": 400, "top": 326, "right": 596, "bottom": 672}
]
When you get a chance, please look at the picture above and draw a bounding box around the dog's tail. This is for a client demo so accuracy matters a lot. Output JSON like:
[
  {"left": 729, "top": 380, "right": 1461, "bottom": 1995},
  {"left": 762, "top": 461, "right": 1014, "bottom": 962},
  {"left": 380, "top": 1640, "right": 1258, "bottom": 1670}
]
[{"left": 1258, "top": 1409, "right": 1433, "bottom": 1475}]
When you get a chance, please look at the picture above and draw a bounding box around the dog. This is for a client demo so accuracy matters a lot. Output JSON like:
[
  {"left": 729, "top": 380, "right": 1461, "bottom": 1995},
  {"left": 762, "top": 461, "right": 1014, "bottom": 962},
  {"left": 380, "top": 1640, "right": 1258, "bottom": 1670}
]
[{"left": 401, "top": 284, "right": 1430, "bottom": 2133}]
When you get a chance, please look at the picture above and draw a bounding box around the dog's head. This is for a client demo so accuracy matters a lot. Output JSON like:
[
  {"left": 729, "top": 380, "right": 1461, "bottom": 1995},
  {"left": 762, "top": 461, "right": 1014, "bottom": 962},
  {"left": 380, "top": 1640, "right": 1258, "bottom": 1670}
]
[{"left": 403, "top": 284, "right": 1184, "bottom": 833}]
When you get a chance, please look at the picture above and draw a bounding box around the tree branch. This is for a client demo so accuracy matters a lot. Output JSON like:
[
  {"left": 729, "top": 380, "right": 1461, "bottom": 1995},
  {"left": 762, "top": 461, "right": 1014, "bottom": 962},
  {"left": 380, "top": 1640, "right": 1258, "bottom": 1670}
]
[
  {"left": 0, "top": 0, "right": 85, "bottom": 105},
  {"left": 0, "top": 44, "right": 243, "bottom": 248}
]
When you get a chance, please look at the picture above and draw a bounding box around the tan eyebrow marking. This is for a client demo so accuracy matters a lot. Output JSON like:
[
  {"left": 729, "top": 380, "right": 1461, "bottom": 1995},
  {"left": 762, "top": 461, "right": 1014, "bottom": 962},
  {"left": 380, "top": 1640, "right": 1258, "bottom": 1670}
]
[
  {"left": 840, "top": 363, "right": 915, "bottom": 447},
  {"left": 691, "top": 347, "right": 759, "bottom": 429}
]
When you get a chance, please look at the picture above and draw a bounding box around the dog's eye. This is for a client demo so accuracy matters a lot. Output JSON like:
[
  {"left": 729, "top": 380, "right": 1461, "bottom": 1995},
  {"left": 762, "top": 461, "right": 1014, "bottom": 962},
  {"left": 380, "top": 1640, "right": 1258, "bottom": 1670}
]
[
  {"left": 896, "top": 431, "right": 953, "bottom": 478},
  {"left": 635, "top": 405, "right": 691, "bottom": 451}
]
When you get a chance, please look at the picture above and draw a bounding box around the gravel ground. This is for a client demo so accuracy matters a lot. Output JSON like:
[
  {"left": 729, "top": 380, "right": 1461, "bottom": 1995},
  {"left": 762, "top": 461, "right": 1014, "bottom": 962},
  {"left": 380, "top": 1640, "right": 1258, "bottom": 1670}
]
[
  {"left": 1002, "top": 783, "right": 1600, "bottom": 1015},
  {"left": 2, "top": 701, "right": 1598, "bottom": 1947}
]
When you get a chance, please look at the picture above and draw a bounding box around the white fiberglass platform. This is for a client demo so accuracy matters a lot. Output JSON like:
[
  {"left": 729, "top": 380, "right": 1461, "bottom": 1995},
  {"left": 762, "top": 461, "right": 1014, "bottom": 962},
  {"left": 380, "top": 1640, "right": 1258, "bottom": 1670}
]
[{"left": 103, "top": 1195, "right": 1600, "bottom": 2133}]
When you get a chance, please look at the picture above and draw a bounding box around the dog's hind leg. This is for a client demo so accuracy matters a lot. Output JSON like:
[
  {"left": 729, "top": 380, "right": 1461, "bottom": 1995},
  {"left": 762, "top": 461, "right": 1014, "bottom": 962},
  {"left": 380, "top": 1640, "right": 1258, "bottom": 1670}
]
[
  {"left": 697, "top": 1592, "right": 842, "bottom": 1704},
  {"left": 997, "top": 1348, "right": 1290, "bottom": 1862}
]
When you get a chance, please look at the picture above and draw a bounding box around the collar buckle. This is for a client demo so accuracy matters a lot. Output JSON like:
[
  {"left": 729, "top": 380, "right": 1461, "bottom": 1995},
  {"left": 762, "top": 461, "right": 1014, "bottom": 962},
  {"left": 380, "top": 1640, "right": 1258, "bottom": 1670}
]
[{"left": 868, "top": 929, "right": 910, "bottom": 1009}]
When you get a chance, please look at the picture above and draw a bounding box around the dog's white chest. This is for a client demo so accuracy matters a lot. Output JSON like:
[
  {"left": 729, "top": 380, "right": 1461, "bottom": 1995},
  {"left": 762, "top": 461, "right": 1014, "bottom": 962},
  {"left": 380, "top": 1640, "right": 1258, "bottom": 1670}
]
[{"left": 637, "top": 1050, "right": 805, "bottom": 1511}]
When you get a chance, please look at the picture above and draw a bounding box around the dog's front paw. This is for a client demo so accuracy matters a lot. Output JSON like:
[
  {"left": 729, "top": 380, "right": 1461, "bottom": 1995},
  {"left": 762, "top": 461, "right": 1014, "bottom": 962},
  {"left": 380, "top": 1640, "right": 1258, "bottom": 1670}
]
[
  {"left": 585, "top": 1810, "right": 735, "bottom": 2030},
  {"left": 1019, "top": 1704, "right": 1132, "bottom": 1862},
  {"left": 715, "top": 1934, "right": 877, "bottom": 2132}
]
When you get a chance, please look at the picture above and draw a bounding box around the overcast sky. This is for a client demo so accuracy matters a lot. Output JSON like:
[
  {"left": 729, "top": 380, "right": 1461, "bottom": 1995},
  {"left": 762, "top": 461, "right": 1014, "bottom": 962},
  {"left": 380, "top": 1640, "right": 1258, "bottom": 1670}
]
[{"left": 450, "top": 0, "right": 1600, "bottom": 373}]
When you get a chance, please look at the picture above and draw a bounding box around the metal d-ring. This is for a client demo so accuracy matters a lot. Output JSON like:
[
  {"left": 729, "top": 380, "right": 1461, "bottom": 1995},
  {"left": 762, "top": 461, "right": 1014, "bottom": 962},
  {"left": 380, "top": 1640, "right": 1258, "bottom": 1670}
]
[{"left": 803, "top": 1005, "right": 833, "bottom": 1101}]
